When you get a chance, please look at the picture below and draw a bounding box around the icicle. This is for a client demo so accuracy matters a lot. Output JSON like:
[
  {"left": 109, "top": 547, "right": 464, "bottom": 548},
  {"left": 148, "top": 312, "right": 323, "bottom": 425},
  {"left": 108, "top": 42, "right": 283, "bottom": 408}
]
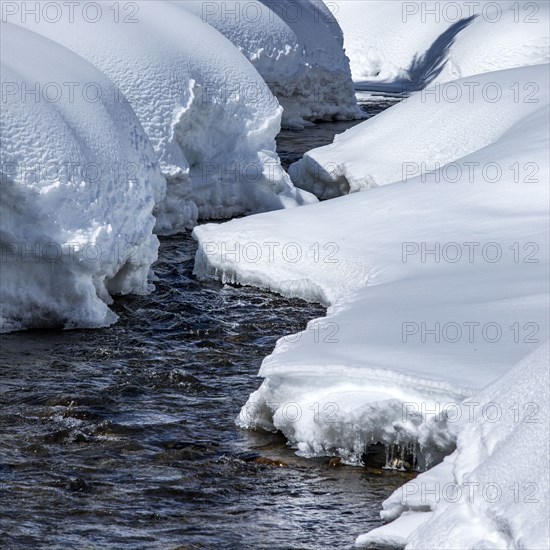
[
  {"left": 383, "top": 443, "right": 391, "bottom": 469},
  {"left": 398, "top": 445, "right": 406, "bottom": 471}
]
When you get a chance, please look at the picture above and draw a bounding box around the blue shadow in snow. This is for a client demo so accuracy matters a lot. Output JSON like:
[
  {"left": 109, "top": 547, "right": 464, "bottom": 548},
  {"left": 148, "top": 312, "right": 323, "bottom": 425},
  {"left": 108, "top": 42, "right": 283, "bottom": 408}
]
[{"left": 355, "top": 15, "right": 478, "bottom": 96}]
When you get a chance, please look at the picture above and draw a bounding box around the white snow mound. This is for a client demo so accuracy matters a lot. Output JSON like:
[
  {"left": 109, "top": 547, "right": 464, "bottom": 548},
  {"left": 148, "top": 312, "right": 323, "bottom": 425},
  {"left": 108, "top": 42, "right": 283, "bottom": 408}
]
[
  {"left": 177, "top": 0, "right": 362, "bottom": 129},
  {"left": 290, "top": 64, "right": 549, "bottom": 198},
  {"left": 0, "top": 23, "right": 164, "bottom": 332},
  {"left": 12, "top": 0, "right": 315, "bottom": 233}
]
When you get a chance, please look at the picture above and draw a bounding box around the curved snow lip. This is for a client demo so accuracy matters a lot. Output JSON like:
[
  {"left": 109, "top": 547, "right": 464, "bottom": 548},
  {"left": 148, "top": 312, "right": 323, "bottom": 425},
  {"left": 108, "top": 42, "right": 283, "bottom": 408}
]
[
  {"left": 178, "top": 0, "right": 363, "bottom": 129},
  {"left": 193, "top": 235, "right": 331, "bottom": 305},
  {"left": 0, "top": 23, "right": 163, "bottom": 333},
  {"left": 257, "top": 362, "right": 477, "bottom": 398}
]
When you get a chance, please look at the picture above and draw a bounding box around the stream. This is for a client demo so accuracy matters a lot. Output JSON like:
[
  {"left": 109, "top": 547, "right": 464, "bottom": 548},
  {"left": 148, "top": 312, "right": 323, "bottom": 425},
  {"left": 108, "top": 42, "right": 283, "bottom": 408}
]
[{"left": 0, "top": 98, "right": 410, "bottom": 550}]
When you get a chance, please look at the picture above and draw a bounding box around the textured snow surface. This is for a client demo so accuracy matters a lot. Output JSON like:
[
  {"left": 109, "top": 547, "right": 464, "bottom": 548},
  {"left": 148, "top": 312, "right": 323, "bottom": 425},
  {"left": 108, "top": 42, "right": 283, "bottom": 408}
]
[
  {"left": 14, "top": 0, "right": 314, "bottom": 233},
  {"left": 357, "top": 343, "right": 550, "bottom": 550},
  {"left": 333, "top": 1, "right": 550, "bottom": 91},
  {"left": 0, "top": 23, "right": 164, "bottom": 332},
  {"left": 193, "top": 64, "right": 549, "bottom": 464},
  {"left": 178, "top": 0, "right": 362, "bottom": 129},
  {"left": 290, "top": 64, "right": 549, "bottom": 198}
]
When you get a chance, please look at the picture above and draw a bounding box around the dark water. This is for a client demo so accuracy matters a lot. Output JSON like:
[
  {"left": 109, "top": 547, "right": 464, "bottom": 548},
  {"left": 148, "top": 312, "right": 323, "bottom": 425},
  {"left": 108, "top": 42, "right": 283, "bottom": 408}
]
[
  {"left": 277, "top": 100, "right": 400, "bottom": 170},
  {"left": 0, "top": 100, "right": 409, "bottom": 550}
]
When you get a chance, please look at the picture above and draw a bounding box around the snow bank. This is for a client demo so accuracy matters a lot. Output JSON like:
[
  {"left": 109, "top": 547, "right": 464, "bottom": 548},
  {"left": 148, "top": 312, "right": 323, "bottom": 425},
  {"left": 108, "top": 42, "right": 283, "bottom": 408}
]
[
  {"left": 290, "top": 64, "right": 548, "bottom": 198},
  {"left": 13, "top": 1, "right": 313, "bottom": 233},
  {"left": 333, "top": 1, "right": 549, "bottom": 91},
  {"left": 357, "top": 342, "right": 549, "bottom": 549},
  {"left": 177, "top": 0, "right": 362, "bottom": 129},
  {"left": 0, "top": 23, "right": 164, "bottom": 332},
  {"left": 193, "top": 64, "right": 549, "bottom": 465}
]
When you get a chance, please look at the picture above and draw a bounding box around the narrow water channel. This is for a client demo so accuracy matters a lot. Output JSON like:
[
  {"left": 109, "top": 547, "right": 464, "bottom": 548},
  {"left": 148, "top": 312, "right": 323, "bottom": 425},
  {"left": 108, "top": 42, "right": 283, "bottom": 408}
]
[{"left": 0, "top": 99, "right": 409, "bottom": 550}]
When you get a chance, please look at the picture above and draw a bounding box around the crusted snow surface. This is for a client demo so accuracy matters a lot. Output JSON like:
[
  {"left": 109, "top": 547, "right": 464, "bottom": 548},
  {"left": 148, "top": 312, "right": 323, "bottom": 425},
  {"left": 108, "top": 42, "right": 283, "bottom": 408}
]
[
  {"left": 333, "top": 1, "right": 549, "bottom": 92},
  {"left": 0, "top": 23, "right": 164, "bottom": 332},
  {"left": 193, "top": 64, "right": 549, "bottom": 465},
  {"left": 290, "top": 64, "right": 549, "bottom": 199},
  {"left": 178, "top": 0, "right": 362, "bottom": 129},
  {"left": 14, "top": 0, "right": 314, "bottom": 233},
  {"left": 357, "top": 343, "right": 549, "bottom": 549}
]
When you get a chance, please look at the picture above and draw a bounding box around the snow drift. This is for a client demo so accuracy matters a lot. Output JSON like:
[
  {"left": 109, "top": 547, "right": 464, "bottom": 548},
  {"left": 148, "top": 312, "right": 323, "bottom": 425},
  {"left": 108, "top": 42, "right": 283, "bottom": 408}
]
[
  {"left": 177, "top": 0, "right": 362, "bottom": 129},
  {"left": 0, "top": 23, "right": 164, "bottom": 332},
  {"left": 333, "top": 1, "right": 549, "bottom": 92},
  {"left": 13, "top": 0, "right": 314, "bottom": 233},
  {"left": 356, "top": 342, "right": 549, "bottom": 550},
  {"left": 193, "top": 64, "right": 549, "bottom": 465},
  {"left": 290, "top": 64, "right": 549, "bottom": 198}
]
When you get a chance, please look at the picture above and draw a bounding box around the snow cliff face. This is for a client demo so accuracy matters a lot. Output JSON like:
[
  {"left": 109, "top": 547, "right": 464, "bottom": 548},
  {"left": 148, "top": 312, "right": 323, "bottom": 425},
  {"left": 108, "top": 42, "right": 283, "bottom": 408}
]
[
  {"left": 177, "top": 0, "right": 362, "bottom": 129},
  {"left": 0, "top": 23, "right": 164, "bottom": 332},
  {"left": 14, "top": 0, "right": 314, "bottom": 234}
]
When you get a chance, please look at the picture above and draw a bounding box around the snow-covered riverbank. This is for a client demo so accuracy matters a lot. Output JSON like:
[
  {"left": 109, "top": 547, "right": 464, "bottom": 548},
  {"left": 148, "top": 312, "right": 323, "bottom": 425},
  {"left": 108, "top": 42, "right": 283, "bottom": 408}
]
[
  {"left": 0, "top": 23, "right": 164, "bottom": 331},
  {"left": 356, "top": 342, "right": 549, "bottom": 549},
  {"left": 178, "top": 0, "right": 362, "bottom": 128},
  {"left": 193, "top": 51, "right": 549, "bottom": 550},
  {"left": 194, "top": 64, "right": 549, "bottom": 466},
  {"left": 3, "top": 0, "right": 345, "bottom": 331},
  {"left": 2, "top": 1, "right": 548, "bottom": 547}
]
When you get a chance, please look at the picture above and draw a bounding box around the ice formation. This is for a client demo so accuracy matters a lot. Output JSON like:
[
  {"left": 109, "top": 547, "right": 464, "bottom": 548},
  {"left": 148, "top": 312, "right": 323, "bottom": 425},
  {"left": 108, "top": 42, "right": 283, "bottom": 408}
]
[
  {"left": 356, "top": 342, "right": 549, "bottom": 549},
  {"left": 193, "top": 63, "right": 549, "bottom": 465},
  {"left": 177, "top": 0, "right": 362, "bottom": 129},
  {"left": 333, "top": 1, "right": 550, "bottom": 92},
  {"left": 0, "top": 23, "right": 164, "bottom": 332},
  {"left": 13, "top": 0, "right": 314, "bottom": 233}
]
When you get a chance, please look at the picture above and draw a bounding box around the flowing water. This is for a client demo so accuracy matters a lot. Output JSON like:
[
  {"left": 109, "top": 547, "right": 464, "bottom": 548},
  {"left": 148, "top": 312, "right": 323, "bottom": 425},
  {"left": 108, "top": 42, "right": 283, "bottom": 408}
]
[
  {"left": 0, "top": 99, "right": 410, "bottom": 550},
  {"left": 277, "top": 99, "right": 399, "bottom": 170}
]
